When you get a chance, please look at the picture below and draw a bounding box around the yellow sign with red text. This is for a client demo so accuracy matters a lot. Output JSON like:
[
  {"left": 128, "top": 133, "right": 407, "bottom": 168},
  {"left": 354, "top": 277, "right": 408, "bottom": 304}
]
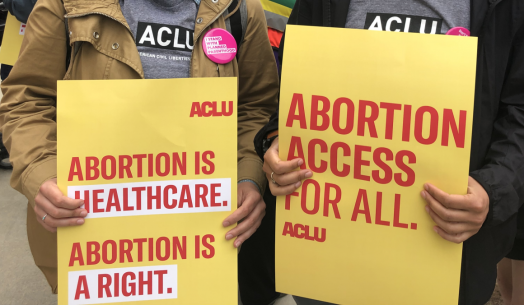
[
  {"left": 276, "top": 25, "right": 477, "bottom": 304},
  {"left": 57, "top": 78, "right": 238, "bottom": 304},
  {"left": 0, "top": 13, "right": 25, "bottom": 66}
]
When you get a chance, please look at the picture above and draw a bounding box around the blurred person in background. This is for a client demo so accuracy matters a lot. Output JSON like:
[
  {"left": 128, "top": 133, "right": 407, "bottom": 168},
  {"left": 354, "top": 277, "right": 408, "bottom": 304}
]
[
  {"left": 498, "top": 207, "right": 524, "bottom": 305},
  {"left": 0, "top": 5, "right": 11, "bottom": 169}
]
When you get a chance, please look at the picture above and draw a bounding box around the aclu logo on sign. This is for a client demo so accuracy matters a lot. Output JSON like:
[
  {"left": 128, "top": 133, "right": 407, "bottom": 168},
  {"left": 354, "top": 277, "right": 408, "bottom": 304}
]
[
  {"left": 190, "top": 101, "right": 234, "bottom": 117},
  {"left": 19, "top": 23, "right": 26, "bottom": 35},
  {"left": 364, "top": 13, "right": 443, "bottom": 34},
  {"left": 137, "top": 22, "right": 194, "bottom": 52}
]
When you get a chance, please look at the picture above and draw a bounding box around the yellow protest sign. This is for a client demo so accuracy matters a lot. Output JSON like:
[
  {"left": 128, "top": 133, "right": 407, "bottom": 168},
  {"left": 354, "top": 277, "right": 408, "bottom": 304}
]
[
  {"left": 57, "top": 78, "right": 238, "bottom": 304},
  {"left": 0, "top": 13, "right": 25, "bottom": 66},
  {"left": 276, "top": 25, "right": 477, "bottom": 304}
]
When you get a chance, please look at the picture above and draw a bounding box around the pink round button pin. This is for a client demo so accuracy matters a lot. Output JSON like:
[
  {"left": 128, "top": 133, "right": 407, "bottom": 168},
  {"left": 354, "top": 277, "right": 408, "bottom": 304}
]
[
  {"left": 446, "top": 27, "right": 470, "bottom": 36},
  {"left": 202, "top": 28, "right": 237, "bottom": 64}
]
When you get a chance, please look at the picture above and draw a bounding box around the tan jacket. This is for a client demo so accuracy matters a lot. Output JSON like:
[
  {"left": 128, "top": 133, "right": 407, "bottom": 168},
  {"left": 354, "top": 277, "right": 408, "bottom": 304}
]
[{"left": 0, "top": 0, "right": 278, "bottom": 292}]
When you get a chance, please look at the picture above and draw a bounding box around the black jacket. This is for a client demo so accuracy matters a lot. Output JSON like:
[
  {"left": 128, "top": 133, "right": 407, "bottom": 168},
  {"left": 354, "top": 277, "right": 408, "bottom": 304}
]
[
  {"left": 4, "top": 0, "right": 37, "bottom": 23},
  {"left": 254, "top": 1, "right": 524, "bottom": 304}
]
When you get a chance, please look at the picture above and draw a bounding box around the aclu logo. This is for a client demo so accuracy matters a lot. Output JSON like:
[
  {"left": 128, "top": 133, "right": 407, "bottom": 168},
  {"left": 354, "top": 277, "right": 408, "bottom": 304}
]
[
  {"left": 190, "top": 101, "right": 234, "bottom": 117},
  {"left": 364, "top": 13, "right": 443, "bottom": 34},
  {"left": 137, "top": 22, "right": 194, "bottom": 52},
  {"left": 19, "top": 23, "right": 26, "bottom": 35}
]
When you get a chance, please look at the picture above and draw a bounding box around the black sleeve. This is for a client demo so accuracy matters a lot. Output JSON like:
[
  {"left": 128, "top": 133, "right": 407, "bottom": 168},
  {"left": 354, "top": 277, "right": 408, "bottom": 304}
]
[
  {"left": 253, "top": 0, "right": 313, "bottom": 160},
  {"left": 4, "top": 0, "right": 38, "bottom": 23},
  {"left": 469, "top": 23, "right": 524, "bottom": 226}
]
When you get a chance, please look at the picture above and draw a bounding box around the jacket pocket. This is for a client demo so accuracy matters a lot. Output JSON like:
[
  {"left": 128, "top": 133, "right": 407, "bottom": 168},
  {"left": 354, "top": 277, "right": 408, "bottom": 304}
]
[{"left": 67, "top": 42, "right": 116, "bottom": 80}]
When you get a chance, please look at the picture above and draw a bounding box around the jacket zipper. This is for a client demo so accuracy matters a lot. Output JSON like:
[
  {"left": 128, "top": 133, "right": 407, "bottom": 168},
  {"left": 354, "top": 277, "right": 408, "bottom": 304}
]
[{"left": 189, "top": 0, "right": 233, "bottom": 77}]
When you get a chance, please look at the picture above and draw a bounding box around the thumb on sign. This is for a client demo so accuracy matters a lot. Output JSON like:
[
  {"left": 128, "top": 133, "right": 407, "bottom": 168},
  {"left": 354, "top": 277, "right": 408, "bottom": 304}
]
[
  {"left": 263, "top": 137, "right": 313, "bottom": 196},
  {"left": 421, "top": 176, "right": 489, "bottom": 243}
]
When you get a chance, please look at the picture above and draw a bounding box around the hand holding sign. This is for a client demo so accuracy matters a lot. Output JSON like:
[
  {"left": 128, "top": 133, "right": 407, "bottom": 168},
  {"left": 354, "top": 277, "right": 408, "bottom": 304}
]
[
  {"left": 223, "top": 181, "right": 266, "bottom": 248},
  {"left": 422, "top": 176, "right": 489, "bottom": 243},
  {"left": 34, "top": 178, "right": 87, "bottom": 233},
  {"left": 262, "top": 137, "right": 313, "bottom": 196}
]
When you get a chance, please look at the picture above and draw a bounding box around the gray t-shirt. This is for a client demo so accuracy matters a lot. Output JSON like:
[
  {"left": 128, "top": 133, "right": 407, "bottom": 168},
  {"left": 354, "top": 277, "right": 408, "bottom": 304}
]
[
  {"left": 345, "top": 0, "right": 470, "bottom": 35},
  {"left": 121, "top": 0, "right": 198, "bottom": 79}
]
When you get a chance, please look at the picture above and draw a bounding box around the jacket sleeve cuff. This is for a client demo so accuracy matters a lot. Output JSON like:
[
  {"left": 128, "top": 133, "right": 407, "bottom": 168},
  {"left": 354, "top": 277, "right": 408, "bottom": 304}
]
[
  {"left": 238, "top": 179, "right": 261, "bottom": 193},
  {"left": 469, "top": 170, "right": 495, "bottom": 227},
  {"left": 238, "top": 158, "right": 267, "bottom": 195},
  {"left": 254, "top": 114, "right": 279, "bottom": 160},
  {"left": 21, "top": 157, "right": 57, "bottom": 208}
]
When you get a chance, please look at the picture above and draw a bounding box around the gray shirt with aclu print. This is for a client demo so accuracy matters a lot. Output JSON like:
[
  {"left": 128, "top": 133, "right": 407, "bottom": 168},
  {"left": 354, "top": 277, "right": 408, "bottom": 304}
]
[
  {"left": 345, "top": 0, "right": 470, "bottom": 35},
  {"left": 120, "top": 0, "right": 198, "bottom": 79}
]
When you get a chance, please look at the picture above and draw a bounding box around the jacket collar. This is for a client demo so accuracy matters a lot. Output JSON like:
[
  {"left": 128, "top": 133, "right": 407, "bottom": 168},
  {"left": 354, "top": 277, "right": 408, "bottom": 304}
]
[{"left": 63, "top": 0, "right": 234, "bottom": 37}]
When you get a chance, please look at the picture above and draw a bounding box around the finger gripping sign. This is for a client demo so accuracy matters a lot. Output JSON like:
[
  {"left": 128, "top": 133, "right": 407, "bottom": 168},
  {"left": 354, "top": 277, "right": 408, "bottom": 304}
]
[
  {"left": 57, "top": 78, "right": 237, "bottom": 304},
  {"left": 276, "top": 25, "right": 477, "bottom": 305}
]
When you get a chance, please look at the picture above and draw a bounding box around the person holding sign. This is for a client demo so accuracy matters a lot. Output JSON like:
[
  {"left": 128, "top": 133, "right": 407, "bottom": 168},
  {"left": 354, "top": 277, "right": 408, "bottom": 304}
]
[
  {"left": 254, "top": 1, "right": 524, "bottom": 305},
  {"left": 0, "top": 0, "right": 278, "bottom": 294}
]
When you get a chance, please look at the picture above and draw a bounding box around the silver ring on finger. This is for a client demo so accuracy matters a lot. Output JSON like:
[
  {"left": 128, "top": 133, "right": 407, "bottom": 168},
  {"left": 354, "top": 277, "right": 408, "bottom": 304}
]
[
  {"left": 42, "top": 214, "right": 48, "bottom": 222},
  {"left": 271, "top": 172, "right": 279, "bottom": 186}
]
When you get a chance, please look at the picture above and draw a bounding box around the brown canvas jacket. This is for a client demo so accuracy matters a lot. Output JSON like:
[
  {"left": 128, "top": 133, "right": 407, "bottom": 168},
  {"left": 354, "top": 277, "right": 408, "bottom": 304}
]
[{"left": 0, "top": 0, "right": 278, "bottom": 292}]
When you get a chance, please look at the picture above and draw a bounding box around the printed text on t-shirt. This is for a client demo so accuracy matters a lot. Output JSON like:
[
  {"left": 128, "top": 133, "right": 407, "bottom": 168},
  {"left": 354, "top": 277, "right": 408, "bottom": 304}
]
[
  {"left": 364, "top": 13, "right": 443, "bottom": 34},
  {"left": 137, "top": 22, "right": 194, "bottom": 52}
]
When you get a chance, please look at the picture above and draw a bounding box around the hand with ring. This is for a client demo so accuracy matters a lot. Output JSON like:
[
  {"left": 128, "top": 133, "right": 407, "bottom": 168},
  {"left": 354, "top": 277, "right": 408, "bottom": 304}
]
[
  {"left": 34, "top": 178, "right": 88, "bottom": 233},
  {"left": 262, "top": 137, "right": 312, "bottom": 196},
  {"left": 270, "top": 172, "right": 279, "bottom": 185}
]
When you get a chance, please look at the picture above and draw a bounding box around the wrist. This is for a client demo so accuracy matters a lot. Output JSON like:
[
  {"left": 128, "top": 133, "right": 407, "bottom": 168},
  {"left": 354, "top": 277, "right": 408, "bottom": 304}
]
[{"left": 262, "top": 131, "right": 278, "bottom": 155}]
